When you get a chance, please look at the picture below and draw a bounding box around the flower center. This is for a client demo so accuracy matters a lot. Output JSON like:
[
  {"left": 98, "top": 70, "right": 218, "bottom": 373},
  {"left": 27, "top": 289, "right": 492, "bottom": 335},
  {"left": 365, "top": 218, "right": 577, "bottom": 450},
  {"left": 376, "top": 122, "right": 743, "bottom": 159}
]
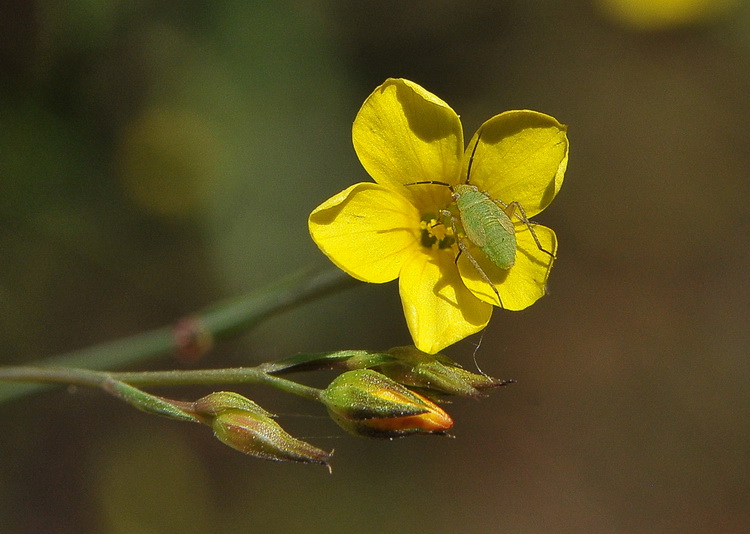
[{"left": 419, "top": 213, "right": 455, "bottom": 250}]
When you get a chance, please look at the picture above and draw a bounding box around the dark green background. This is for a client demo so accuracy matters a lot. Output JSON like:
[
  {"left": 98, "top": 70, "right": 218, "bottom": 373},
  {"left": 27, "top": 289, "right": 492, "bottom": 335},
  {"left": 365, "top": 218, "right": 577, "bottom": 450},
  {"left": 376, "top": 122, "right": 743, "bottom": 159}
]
[{"left": 2, "top": 1, "right": 749, "bottom": 532}]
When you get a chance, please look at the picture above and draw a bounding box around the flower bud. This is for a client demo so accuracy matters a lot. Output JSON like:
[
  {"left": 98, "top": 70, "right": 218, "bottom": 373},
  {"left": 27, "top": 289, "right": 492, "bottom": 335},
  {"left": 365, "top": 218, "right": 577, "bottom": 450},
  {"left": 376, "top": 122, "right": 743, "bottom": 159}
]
[
  {"left": 193, "top": 392, "right": 332, "bottom": 468},
  {"left": 320, "top": 369, "right": 453, "bottom": 438},
  {"left": 267, "top": 346, "right": 513, "bottom": 397},
  {"left": 377, "top": 346, "right": 513, "bottom": 397},
  {"left": 212, "top": 409, "right": 332, "bottom": 468},
  {"left": 192, "top": 391, "right": 272, "bottom": 419}
]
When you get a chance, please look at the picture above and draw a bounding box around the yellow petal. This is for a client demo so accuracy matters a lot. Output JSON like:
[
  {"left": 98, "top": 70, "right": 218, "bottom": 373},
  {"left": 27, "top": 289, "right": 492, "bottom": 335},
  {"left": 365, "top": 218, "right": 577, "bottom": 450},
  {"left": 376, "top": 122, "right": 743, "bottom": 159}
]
[
  {"left": 309, "top": 183, "right": 419, "bottom": 283},
  {"left": 458, "top": 223, "right": 557, "bottom": 310},
  {"left": 352, "top": 78, "right": 464, "bottom": 208},
  {"left": 399, "top": 248, "right": 491, "bottom": 354},
  {"left": 463, "top": 111, "right": 568, "bottom": 218}
]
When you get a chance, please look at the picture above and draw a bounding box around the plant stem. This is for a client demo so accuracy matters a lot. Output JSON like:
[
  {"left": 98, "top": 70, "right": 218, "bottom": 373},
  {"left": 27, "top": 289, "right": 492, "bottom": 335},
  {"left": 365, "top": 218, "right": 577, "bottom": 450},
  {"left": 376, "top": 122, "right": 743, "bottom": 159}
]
[
  {"left": 0, "top": 267, "right": 355, "bottom": 405},
  {"left": 113, "top": 368, "right": 322, "bottom": 401},
  {"left": 0, "top": 366, "right": 106, "bottom": 389},
  {"left": 0, "top": 365, "right": 323, "bottom": 403}
]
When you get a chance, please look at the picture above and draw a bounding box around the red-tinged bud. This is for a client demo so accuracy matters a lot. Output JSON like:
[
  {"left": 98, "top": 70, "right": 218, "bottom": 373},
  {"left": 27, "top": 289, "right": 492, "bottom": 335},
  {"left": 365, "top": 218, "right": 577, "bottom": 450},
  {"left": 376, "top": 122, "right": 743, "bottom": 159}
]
[
  {"left": 172, "top": 316, "right": 213, "bottom": 364},
  {"left": 212, "top": 409, "right": 332, "bottom": 468},
  {"left": 320, "top": 369, "right": 453, "bottom": 438},
  {"left": 193, "top": 391, "right": 332, "bottom": 468}
]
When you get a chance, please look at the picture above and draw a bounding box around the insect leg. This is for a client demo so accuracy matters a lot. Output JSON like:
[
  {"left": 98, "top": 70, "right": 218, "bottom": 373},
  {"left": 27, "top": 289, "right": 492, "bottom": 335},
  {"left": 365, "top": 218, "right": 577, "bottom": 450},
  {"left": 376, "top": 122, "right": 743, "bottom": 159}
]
[
  {"left": 443, "top": 208, "right": 503, "bottom": 307},
  {"left": 439, "top": 208, "right": 464, "bottom": 263},
  {"left": 493, "top": 199, "right": 556, "bottom": 259},
  {"left": 457, "top": 237, "right": 504, "bottom": 308},
  {"left": 511, "top": 201, "right": 556, "bottom": 258}
]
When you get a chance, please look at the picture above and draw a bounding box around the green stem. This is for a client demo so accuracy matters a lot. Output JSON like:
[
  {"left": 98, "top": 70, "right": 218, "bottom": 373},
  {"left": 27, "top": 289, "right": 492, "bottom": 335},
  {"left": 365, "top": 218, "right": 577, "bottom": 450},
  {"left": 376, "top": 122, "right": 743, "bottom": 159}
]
[
  {"left": 0, "top": 366, "right": 106, "bottom": 389},
  {"left": 0, "top": 267, "right": 355, "bottom": 405},
  {"left": 103, "top": 379, "right": 200, "bottom": 422},
  {"left": 0, "top": 365, "right": 323, "bottom": 403},
  {"left": 112, "top": 368, "right": 322, "bottom": 401}
]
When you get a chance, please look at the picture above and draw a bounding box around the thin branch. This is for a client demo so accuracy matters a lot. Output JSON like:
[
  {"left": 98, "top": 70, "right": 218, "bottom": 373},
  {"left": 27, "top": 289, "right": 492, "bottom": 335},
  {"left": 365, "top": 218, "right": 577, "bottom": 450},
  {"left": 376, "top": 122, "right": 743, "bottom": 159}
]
[
  {"left": 0, "top": 365, "right": 323, "bottom": 403},
  {"left": 0, "top": 267, "right": 356, "bottom": 405}
]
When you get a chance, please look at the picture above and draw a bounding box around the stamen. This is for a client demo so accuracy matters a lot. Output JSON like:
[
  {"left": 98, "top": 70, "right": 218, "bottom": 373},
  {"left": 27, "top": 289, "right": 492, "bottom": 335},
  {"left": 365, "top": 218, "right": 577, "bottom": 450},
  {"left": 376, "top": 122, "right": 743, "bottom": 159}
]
[{"left": 419, "top": 213, "right": 456, "bottom": 250}]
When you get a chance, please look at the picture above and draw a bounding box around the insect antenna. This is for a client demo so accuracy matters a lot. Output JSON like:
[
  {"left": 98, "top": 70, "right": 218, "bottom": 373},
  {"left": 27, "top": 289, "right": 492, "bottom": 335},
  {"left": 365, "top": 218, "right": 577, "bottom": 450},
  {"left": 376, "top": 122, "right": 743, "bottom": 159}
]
[
  {"left": 471, "top": 333, "right": 516, "bottom": 387},
  {"left": 465, "top": 129, "right": 483, "bottom": 184},
  {"left": 471, "top": 332, "right": 489, "bottom": 378},
  {"left": 403, "top": 180, "right": 452, "bottom": 187}
]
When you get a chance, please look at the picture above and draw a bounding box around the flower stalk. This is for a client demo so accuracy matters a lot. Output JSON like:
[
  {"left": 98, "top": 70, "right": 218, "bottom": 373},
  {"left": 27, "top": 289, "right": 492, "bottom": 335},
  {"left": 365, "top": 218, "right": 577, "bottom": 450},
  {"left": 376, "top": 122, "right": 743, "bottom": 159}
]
[
  {"left": 0, "top": 266, "right": 355, "bottom": 405},
  {"left": 0, "top": 344, "right": 513, "bottom": 466}
]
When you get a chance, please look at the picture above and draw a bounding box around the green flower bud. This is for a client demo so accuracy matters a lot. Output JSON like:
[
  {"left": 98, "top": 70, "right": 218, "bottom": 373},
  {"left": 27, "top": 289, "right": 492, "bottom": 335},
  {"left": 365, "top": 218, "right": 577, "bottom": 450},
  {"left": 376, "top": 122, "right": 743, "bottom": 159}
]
[
  {"left": 193, "top": 391, "right": 331, "bottom": 468},
  {"left": 192, "top": 391, "right": 272, "bottom": 419},
  {"left": 378, "top": 346, "right": 513, "bottom": 397},
  {"left": 320, "top": 369, "right": 453, "bottom": 439},
  {"left": 266, "top": 346, "right": 512, "bottom": 398},
  {"left": 212, "top": 409, "right": 332, "bottom": 468}
]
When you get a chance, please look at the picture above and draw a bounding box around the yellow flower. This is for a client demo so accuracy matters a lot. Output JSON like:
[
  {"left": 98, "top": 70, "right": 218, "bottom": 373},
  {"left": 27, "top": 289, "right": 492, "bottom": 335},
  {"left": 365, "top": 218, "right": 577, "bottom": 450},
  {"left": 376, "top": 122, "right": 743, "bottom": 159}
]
[
  {"left": 595, "top": 0, "right": 739, "bottom": 30},
  {"left": 309, "top": 78, "right": 568, "bottom": 354}
]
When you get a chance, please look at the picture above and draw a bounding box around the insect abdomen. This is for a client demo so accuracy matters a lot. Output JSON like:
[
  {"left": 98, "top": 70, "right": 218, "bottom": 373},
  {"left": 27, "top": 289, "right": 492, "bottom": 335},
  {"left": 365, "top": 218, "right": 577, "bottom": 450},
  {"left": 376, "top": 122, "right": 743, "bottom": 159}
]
[
  {"left": 481, "top": 210, "right": 516, "bottom": 269},
  {"left": 456, "top": 186, "right": 516, "bottom": 270}
]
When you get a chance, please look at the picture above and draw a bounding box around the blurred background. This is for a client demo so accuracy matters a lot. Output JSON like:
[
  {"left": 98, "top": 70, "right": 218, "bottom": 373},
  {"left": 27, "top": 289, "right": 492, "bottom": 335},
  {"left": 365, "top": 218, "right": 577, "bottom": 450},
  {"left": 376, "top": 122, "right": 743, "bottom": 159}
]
[{"left": 1, "top": 1, "right": 749, "bottom": 532}]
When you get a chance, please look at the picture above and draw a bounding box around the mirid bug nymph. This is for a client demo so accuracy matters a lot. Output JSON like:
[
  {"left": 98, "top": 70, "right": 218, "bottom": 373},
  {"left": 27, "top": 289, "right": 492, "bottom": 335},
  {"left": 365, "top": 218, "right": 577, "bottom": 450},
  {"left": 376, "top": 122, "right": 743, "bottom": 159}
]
[{"left": 406, "top": 131, "right": 555, "bottom": 308}]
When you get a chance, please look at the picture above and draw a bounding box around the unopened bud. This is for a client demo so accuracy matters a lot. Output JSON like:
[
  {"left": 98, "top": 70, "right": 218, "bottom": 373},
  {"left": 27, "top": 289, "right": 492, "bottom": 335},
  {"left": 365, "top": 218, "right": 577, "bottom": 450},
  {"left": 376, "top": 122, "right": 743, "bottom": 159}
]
[
  {"left": 378, "top": 346, "right": 513, "bottom": 397},
  {"left": 212, "top": 409, "right": 332, "bottom": 468},
  {"left": 193, "top": 392, "right": 331, "bottom": 468},
  {"left": 192, "top": 391, "right": 272, "bottom": 419},
  {"left": 320, "top": 369, "right": 453, "bottom": 438}
]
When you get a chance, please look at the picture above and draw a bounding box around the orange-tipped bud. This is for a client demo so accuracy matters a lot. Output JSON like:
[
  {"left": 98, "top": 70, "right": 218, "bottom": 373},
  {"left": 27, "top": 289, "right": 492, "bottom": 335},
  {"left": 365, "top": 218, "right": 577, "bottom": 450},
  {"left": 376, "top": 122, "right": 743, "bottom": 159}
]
[{"left": 320, "top": 369, "right": 453, "bottom": 438}]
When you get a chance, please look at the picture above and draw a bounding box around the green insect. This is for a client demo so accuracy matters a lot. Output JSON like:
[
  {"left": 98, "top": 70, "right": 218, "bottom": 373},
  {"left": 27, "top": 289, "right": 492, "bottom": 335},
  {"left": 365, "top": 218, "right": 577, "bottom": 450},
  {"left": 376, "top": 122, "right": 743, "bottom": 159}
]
[{"left": 407, "top": 132, "right": 554, "bottom": 307}]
